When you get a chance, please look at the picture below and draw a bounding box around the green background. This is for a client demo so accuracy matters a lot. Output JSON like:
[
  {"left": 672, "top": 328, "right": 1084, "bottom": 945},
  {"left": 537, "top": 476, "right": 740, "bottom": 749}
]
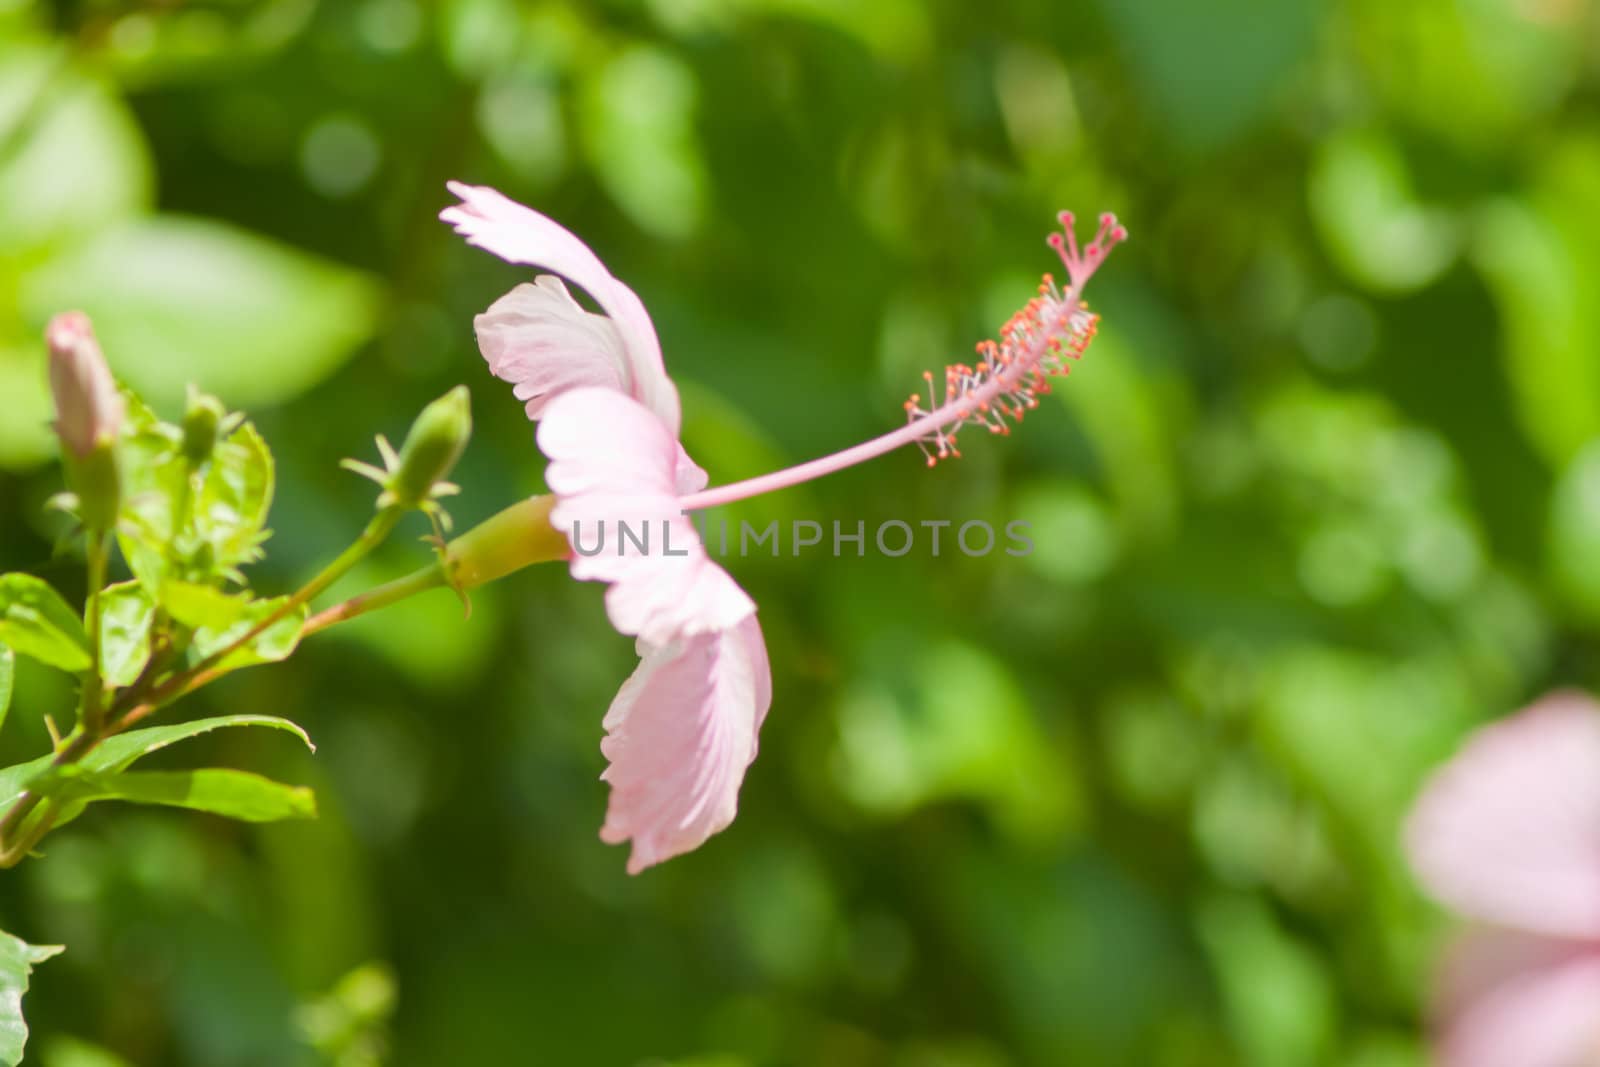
[{"left": 2, "top": 0, "right": 1598, "bottom": 1063}]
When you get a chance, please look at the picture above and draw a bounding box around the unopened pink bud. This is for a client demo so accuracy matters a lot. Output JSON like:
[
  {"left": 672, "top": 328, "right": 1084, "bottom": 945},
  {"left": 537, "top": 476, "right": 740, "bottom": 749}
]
[{"left": 46, "top": 311, "right": 123, "bottom": 457}]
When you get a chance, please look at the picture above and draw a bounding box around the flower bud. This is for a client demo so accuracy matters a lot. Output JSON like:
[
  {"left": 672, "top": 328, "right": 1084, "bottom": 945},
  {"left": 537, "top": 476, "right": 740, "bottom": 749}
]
[
  {"left": 45, "top": 312, "right": 122, "bottom": 532},
  {"left": 182, "top": 385, "right": 228, "bottom": 467},
  {"left": 45, "top": 312, "right": 123, "bottom": 458},
  {"left": 391, "top": 386, "right": 471, "bottom": 507}
]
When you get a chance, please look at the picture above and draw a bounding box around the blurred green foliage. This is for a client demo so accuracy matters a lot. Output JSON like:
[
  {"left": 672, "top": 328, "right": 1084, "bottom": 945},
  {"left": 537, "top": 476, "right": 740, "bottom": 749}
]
[{"left": 1, "top": 0, "right": 1598, "bottom": 1063}]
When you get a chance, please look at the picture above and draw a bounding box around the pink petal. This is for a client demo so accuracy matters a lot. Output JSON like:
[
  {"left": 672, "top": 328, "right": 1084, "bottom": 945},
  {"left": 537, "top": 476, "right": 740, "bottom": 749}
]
[
  {"left": 1435, "top": 926, "right": 1589, "bottom": 1020},
  {"left": 441, "top": 182, "right": 682, "bottom": 434},
  {"left": 475, "top": 277, "right": 632, "bottom": 421},
  {"left": 599, "top": 615, "right": 773, "bottom": 874},
  {"left": 1433, "top": 930, "right": 1600, "bottom": 1067},
  {"left": 1406, "top": 691, "right": 1600, "bottom": 939},
  {"left": 537, "top": 387, "right": 752, "bottom": 646}
]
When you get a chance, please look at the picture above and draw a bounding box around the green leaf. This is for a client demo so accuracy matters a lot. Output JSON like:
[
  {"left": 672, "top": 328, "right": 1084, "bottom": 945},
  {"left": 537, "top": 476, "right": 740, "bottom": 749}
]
[
  {"left": 62, "top": 768, "right": 316, "bottom": 823},
  {"left": 0, "top": 349, "right": 58, "bottom": 473},
  {"left": 0, "top": 928, "right": 64, "bottom": 1067},
  {"left": 0, "top": 714, "right": 314, "bottom": 811},
  {"left": 0, "top": 42, "right": 154, "bottom": 471},
  {"left": 195, "top": 421, "right": 274, "bottom": 569},
  {"left": 0, "top": 645, "right": 12, "bottom": 737},
  {"left": 21, "top": 216, "right": 381, "bottom": 411},
  {"left": 39, "top": 1035, "right": 134, "bottom": 1067},
  {"left": 191, "top": 596, "right": 307, "bottom": 671},
  {"left": 830, "top": 639, "right": 1081, "bottom": 843},
  {"left": 1094, "top": 0, "right": 1318, "bottom": 152},
  {"left": 115, "top": 394, "right": 274, "bottom": 591},
  {"left": 0, "top": 44, "right": 153, "bottom": 256},
  {"left": 1354, "top": 0, "right": 1581, "bottom": 149},
  {"left": 1310, "top": 128, "right": 1462, "bottom": 293},
  {"left": 159, "top": 580, "right": 250, "bottom": 632},
  {"left": 1196, "top": 895, "right": 1336, "bottom": 1066},
  {"left": 579, "top": 46, "right": 706, "bottom": 240},
  {"left": 114, "top": 391, "right": 188, "bottom": 591},
  {"left": 1549, "top": 441, "right": 1600, "bottom": 618},
  {"left": 739, "top": 0, "right": 929, "bottom": 60},
  {"left": 1473, "top": 137, "right": 1600, "bottom": 469},
  {"left": 98, "top": 582, "right": 154, "bottom": 688},
  {"left": 296, "top": 963, "right": 397, "bottom": 1057},
  {"left": 0, "top": 574, "right": 91, "bottom": 672}
]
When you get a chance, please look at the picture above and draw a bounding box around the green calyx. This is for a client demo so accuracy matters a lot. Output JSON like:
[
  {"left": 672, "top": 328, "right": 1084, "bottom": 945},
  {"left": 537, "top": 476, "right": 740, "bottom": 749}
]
[
  {"left": 443, "top": 495, "right": 567, "bottom": 591},
  {"left": 61, "top": 437, "right": 121, "bottom": 535}
]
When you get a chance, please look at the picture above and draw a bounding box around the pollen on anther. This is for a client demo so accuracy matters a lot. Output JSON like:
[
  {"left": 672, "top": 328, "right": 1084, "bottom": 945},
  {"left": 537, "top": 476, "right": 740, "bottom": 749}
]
[{"left": 903, "top": 210, "right": 1120, "bottom": 466}]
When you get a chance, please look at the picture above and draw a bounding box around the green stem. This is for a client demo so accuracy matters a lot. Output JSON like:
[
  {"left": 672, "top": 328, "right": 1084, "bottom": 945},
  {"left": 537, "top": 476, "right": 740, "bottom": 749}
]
[
  {"left": 308, "top": 495, "right": 566, "bottom": 637},
  {"left": 303, "top": 563, "right": 447, "bottom": 637},
  {"left": 0, "top": 728, "right": 96, "bottom": 867},
  {"left": 1, "top": 497, "right": 567, "bottom": 863},
  {"left": 4, "top": 509, "right": 408, "bottom": 851},
  {"left": 80, "top": 533, "right": 109, "bottom": 734},
  {"left": 0, "top": 808, "right": 58, "bottom": 869},
  {"left": 1, "top": 527, "right": 113, "bottom": 865},
  {"left": 109, "top": 506, "right": 405, "bottom": 722},
  {"left": 285, "top": 506, "right": 407, "bottom": 612}
]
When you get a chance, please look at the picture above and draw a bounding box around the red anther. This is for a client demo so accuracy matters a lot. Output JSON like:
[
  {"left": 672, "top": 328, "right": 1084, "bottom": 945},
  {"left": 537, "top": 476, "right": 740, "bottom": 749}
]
[{"left": 1058, "top": 210, "right": 1075, "bottom": 228}]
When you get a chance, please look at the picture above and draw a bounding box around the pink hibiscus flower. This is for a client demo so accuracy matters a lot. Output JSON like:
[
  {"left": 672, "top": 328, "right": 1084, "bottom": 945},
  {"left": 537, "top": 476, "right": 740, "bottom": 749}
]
[
  {"left": 1405, "top": 690, "right": 1600, "bottom": 1067},
  {"left": 443, "top": 182, "right": 1123, "bottom": 872}
]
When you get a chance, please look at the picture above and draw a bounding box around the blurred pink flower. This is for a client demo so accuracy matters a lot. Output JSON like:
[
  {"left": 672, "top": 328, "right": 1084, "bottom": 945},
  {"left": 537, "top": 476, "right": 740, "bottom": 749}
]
[
  {"left": 1405, "top": 691, "right": 1600, "bottom": 1067},
  {"left": 443, "top": 182, "right": 1122, "bottom": 872}
]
